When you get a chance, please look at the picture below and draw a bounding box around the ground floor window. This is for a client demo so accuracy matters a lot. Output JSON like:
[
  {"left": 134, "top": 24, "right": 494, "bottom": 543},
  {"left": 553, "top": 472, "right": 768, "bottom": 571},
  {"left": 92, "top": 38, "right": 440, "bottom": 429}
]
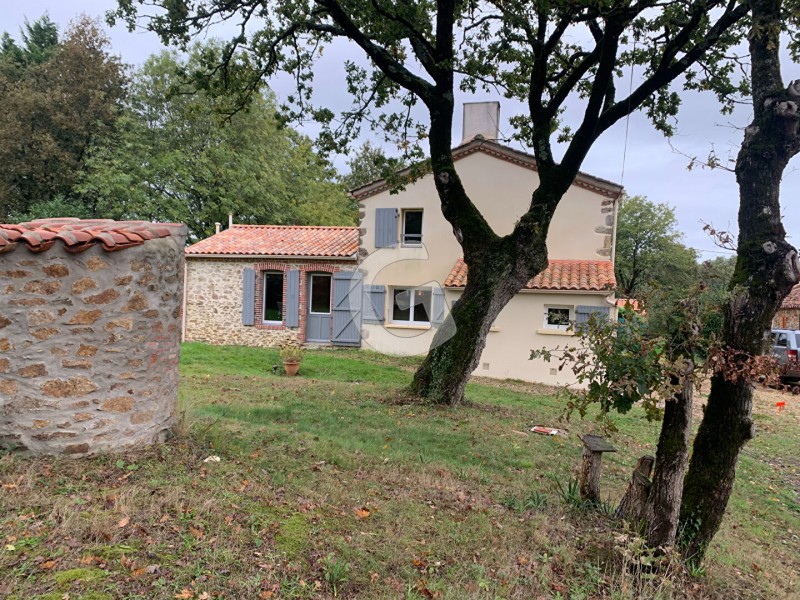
[
  {"left": 262, "top": 272, "right": 284, "bottom": 323},
  {"left": 392, "top": 287, "right": 431, "bottom": 324},
  {"left": 544, "top": 305, "right": 572, "bottom": 330}
]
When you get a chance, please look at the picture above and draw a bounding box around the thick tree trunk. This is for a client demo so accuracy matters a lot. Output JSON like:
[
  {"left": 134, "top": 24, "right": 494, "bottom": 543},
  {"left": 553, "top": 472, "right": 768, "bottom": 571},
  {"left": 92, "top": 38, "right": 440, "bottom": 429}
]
[
  {"left": 616, "top": 455, "right": 654, "bottom": 527},
  {"left": 408, "top": 108, "right": 560, "bottom": 406},
  {"left": 644, "top": 364, "right": 693, "bottom": 548},
  {"left": 409, "top": 247, "right": 546, "bottom": 405},
  {"left": 679, "top": 0, "right": 800, "bottom": 562}
]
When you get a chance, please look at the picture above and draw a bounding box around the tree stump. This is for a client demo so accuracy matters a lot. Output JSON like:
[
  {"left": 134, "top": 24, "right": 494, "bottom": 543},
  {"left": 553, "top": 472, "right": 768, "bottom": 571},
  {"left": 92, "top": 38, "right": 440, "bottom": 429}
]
[
  {"left": 579, "top": 434, "right": 617, "bottom": 503},
  {"left": 616, "top": 455, "right": 655, "bottom": 526}
]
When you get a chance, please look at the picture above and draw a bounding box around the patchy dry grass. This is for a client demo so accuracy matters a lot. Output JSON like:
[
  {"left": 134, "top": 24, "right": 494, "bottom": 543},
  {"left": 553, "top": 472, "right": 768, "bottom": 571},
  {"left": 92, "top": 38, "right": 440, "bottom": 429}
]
[{"left": 1, "top": 343, "right": 798, "bottom": 599}]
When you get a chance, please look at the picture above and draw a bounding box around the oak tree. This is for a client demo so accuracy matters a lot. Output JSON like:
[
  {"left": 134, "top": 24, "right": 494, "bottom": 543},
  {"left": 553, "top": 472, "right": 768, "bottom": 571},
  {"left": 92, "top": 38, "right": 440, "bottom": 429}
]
[
  {"left": 679, "top": 0, "right": 800, "bottom": 561},
  {"left": 111, "top": 1, "right": 750, "bottom": 406}
]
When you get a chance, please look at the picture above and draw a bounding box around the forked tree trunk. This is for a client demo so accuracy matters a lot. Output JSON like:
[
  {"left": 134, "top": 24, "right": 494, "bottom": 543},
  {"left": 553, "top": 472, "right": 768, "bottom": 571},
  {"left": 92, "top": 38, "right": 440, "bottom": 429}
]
[
  {"left": 644, "top": 363, "right": 693, "bottom": 548},
  {"left": 409, "top": 111, "right": 558, "bottom": 406},
  {"left": 679, "top": 0, "right": 800, "bottom": 562}
]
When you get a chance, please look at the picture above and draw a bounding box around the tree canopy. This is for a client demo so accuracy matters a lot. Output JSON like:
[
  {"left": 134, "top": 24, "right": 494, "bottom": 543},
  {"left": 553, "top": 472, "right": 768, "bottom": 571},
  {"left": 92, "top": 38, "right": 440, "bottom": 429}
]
[
  {"left": 615, "top": 195, "right": 698, "bottom": 299},
  {"left": 0, "top": 16, "right": 126, "bottom": 220},
  {"left": 340, "top": 141, "right": 406, "bottom": 192},
  {"left": 112, "top": 0, "right": 753, "bottom": 405},
  {"left": 77, "top": 46, "right": 355, "bottom": 241}
]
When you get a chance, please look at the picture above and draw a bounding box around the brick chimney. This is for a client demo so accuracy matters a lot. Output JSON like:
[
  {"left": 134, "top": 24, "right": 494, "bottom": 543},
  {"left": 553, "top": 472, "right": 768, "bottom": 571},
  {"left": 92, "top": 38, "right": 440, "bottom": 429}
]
[{"left": 461, "top": 101, "right": 500, "bottom": 144}]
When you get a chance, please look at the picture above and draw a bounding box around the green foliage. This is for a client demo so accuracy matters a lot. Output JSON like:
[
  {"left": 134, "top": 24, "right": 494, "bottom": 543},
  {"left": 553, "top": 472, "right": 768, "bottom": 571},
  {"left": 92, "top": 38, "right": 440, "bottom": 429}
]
[
  {"left": 532, "top": 313, "right": 675, "bottom": 425},
  {"left": 340, "top": 141, "right": 406, "bottom": 192},
  {"left": 615, "top": 195, "right": 698, "bottom": 299},
  {"left": 279, "top": 346, "right": 304, "bottom": 363},
  {"left": 0, "top": 16, "right": 126, "bottom": 220},
  {"left": 111, "top": 0, "right": 754, "bottom": 407},
  {"left": 322, "top": 554, "right": 351, "bottom": 596},
  {"left": 501, "top": 489, "right": 548, "bottom": 512},
  {"left": 77, "top": 44, "right": 353, "bottom": 241},
  {"left": 110, "top": 1, "right": 751, "bottom": 164},
  {"left": 552, "top": 477, "right": 585, "bottom": 511},
  {"left": 14, "top": 195, "right": 95, "bottom": 222},
  {"left": 0, "top": 14, "right": 59, "bottom": 77}
]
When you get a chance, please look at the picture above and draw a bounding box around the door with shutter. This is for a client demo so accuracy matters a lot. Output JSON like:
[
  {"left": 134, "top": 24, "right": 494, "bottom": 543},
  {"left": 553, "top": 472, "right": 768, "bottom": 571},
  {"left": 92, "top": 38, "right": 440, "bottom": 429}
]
[
  {"left": 306, "top": 273, "right": 332, "bottom": 342},
  {"left": 332, "top": 271, "right": 362, "bottom": 347}
]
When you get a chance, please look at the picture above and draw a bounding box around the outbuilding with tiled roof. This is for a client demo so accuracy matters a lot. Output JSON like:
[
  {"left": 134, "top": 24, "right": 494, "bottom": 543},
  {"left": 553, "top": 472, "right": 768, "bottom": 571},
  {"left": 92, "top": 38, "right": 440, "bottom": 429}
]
[{"left": 183, "top": 224, "right": 361, "bottom": 348}]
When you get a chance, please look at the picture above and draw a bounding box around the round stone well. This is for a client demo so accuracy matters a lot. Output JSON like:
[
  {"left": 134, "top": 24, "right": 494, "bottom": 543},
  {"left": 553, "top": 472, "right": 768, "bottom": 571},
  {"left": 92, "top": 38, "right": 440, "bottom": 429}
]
[{"left": 0, "top": 218, "right": 188, "bottom": 456}]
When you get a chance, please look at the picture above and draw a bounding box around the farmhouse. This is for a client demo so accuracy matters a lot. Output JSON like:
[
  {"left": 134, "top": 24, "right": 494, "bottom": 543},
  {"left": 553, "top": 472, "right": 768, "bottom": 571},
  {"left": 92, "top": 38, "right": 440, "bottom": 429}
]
[{"left": 183, "top": 102, "right": 623, "bottom": 385}]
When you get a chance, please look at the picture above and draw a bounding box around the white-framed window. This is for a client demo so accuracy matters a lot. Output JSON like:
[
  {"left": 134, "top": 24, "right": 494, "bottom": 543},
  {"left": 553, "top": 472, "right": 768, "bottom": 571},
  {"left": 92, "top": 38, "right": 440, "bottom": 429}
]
[
  {"left": 544, "top": 305, "right": 572, "bottom": 330},
  {"left": 392, "top": 287, "right": 432, "bottom": 323},
  {"left": 402, "top": 209, "right": 423, "bottom": 245},
  {"left": 262, "top": 271, "right": 284, "bottom": 323},
  {"left": 308, "top": 273, "right": 332, "bottom": 314}
]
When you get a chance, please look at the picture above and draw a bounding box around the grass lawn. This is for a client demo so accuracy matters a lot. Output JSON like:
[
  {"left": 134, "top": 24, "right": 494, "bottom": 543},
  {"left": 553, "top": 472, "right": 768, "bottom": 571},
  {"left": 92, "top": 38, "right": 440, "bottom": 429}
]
[{"left": 1, "top": 343, "right": 799, "bottom": 599}]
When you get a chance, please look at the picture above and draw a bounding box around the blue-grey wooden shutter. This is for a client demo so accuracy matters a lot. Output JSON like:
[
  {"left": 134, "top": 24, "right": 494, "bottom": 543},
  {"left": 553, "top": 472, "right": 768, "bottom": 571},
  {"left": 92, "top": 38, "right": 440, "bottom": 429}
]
[
  {"left": 242, "top": 268, "right": 256, "bottom": 326},
  {"left": 375, "top": 208, "right": 398, "bottom": 248},
  {"left": 432, "top": 287, "right": 446, "bottom": 325},
  {"left": 362, "top": 284, "right": 386, "bottom": 323},
  {"left": 575, "top": 305, "right": 611, "bottom": 331},
  {"left": 285, "top": 269, "right": 300, "bottom": 327},
  {"left": 332, "top": 271, "right": 362, "bottom": 346}
]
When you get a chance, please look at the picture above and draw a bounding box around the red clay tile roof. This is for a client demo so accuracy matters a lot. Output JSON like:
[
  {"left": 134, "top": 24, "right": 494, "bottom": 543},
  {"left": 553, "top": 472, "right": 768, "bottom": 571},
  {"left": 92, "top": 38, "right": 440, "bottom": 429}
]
[
  {"left": 444, "top": 258, "right": 616, "bottom": 291},
  {"left": 781, "top": 285, "right": 800, "bottom": 309},
  {"left": 185, "top": 225, "right": 359, "bottom": 258},
  {"left": 616, "top": 298, "right": 643, "bottom": 311},
  {"left": 0, "top": 218, "right": 186, "bottom": 254}
]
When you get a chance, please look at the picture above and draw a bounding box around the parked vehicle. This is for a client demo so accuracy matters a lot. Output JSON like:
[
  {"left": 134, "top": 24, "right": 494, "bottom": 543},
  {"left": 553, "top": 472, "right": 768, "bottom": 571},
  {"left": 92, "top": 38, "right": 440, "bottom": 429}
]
[{"left": 770, "top": 329, "right": 800, "bottom": 380}]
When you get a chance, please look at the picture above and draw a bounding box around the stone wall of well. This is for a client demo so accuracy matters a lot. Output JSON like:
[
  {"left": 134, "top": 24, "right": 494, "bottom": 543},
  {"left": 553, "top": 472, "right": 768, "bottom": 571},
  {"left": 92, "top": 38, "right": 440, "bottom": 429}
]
[
  {"left": 0, "top": 236, "right": 185, "bottom": 456},
  {"left": 184, "top": 257, "right": 355, "bottom": 347}
]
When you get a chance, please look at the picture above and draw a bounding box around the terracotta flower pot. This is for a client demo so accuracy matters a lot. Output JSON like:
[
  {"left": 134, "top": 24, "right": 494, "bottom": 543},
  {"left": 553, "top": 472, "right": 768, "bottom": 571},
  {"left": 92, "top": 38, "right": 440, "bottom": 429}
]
[{"left": 283, "top": 361, "right": 300, "bottom": 377}]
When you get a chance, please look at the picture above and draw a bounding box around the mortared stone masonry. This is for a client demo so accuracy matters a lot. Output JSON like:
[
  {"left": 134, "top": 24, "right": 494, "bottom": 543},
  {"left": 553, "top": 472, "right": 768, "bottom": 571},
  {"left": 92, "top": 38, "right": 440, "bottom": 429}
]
[{"left": 0, "top": 218, "right": 187, "bottom": 456}]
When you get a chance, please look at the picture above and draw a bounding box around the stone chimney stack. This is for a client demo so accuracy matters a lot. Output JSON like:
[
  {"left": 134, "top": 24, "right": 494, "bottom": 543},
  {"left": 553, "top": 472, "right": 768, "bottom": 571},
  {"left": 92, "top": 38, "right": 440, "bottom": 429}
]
[{"left": 461, "top": 101, "right": 500, "bottom": 144}]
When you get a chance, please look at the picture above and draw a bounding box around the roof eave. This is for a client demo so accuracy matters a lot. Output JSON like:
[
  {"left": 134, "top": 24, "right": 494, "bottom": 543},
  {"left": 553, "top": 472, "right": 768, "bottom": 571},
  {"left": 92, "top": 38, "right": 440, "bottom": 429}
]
[
  {"left": 185, "top": 253, "right": 358, "bottom": 261},
  {"left": 444, "top": 286, "right": 615, "bottom": 294},
  {"left": 350, "top": 138, "right": 624, "bottom": 201}
]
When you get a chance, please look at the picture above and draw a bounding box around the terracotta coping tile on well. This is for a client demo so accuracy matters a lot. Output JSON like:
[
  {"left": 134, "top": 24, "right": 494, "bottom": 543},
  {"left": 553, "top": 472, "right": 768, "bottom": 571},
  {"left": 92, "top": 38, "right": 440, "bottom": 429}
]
[
  {"left": 185, "top": 224, "right": 360, "bottom": 258},
  {"left": 0, "top": 218, "right": 187, "bottom": 254},
  {"left": 444, "top": 258, "right": 616, "bottom": 292}
]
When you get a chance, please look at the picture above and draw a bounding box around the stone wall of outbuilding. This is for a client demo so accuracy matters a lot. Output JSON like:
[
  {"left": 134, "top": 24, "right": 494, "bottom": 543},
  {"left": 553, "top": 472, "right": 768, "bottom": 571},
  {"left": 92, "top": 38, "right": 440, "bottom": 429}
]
[
  {"left": 184, "top": 257, "right": 356, "bottom": 347},
  {"left": 0, "top": 222, "right": 186, "bottom": 456},
  {"left": 773, "top": 308, "right": 800, "bottom": 330}
]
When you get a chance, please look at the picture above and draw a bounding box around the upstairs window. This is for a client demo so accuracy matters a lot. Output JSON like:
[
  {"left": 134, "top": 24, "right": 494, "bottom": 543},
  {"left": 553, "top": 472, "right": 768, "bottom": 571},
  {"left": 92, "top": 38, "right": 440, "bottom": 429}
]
[
  {"left": 262, "top": 272, "right": 284, "bottom": 323},
  {"left": 402, "top": 209, "right": 423, "bottom": 245},
  {"left": 392, "top": 287, "right": 431, "bottom": 324}
]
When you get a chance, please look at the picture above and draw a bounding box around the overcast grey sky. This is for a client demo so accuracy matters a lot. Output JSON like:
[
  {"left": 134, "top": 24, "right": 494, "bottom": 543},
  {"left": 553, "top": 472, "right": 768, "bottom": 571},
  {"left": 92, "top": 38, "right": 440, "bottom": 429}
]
[{"left": 3, "top": 0, "right": 797, "bottom": 259}]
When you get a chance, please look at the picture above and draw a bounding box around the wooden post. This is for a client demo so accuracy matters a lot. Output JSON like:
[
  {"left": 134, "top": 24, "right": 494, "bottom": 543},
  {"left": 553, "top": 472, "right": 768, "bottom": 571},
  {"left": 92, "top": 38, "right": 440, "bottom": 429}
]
[
  {"left": 616, "top": 455, "right": 655, "bottom": 527},
  {"left": 579, "top": 434, "right": 617, "bottom": 503}
]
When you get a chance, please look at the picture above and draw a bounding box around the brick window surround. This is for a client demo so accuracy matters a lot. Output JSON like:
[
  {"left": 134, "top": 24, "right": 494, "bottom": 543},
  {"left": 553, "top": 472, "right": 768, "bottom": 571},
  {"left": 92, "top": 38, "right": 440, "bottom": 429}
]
[{"left": 251, "top": 260, "right": 347, "bottom": 342}]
